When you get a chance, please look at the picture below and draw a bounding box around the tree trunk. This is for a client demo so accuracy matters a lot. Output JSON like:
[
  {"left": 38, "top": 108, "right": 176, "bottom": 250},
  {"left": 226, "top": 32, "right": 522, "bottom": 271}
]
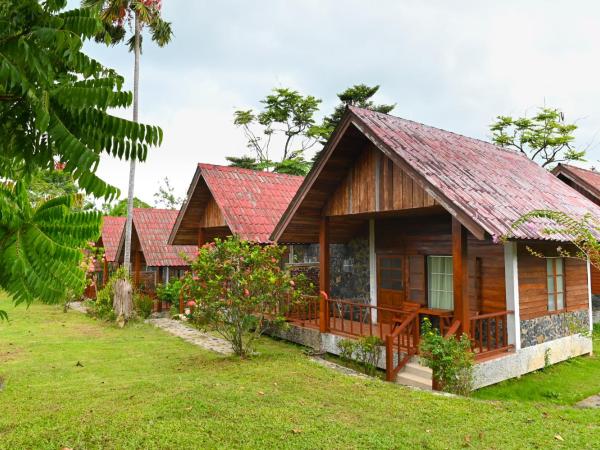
[
  {"left": 123, "top": 12, "right": 142, "bottom": 273},
  {"left": 113, "top": 278, "right": 133, "bottom": 327}
]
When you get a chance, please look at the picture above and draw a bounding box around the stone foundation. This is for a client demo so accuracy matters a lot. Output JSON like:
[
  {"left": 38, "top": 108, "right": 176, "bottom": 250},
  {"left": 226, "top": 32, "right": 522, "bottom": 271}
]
[{"left": 520, "top": 309, "right": 590, "bottom": 348}]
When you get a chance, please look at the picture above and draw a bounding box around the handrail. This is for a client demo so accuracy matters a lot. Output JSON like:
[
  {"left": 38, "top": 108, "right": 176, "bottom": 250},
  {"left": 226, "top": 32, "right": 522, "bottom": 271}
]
[
  {"left": 469, "top": 310, "right": 512, "bottom": 358},
  {"left": 443, "top": 320, "right": 461, "bottom": 338},
  {"left": 385, "top": 310, "right": 420, "bottom": 382},
  {"left": 472, "top": 310, "right": 513, "bottom": 320}
]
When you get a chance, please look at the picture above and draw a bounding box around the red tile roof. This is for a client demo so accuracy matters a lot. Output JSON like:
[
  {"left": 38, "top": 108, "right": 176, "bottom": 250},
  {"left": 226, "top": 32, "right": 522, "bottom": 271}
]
[
  {"left": 101, "top": 216, "right": 126, "bottom": 262},
  {"left": 198, "top": 164, "right": 304, "bottom": 242},
  {"left": 132, "top": 208, "right": 197, "bottom": 267},
  {"left": 553, "top": 163, "right": 600, "bottom": 199}
]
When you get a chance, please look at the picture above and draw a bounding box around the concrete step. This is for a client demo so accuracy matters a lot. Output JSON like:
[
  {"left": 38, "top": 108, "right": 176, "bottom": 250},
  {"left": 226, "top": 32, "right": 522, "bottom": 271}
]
[
  {"left": 395, "top": 370, "right": 432, "bottom": 390},
  {"left": 403, "top": 361, "right": 432, "bottom": 379}
]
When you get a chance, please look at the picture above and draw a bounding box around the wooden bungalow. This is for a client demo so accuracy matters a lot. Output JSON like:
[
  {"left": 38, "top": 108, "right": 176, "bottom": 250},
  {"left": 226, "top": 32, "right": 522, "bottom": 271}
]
[
  {"left": 115, "top": 208, "right": 197, "bottom": 299},
  {"left": 168, "top": 163, "right": 303, "bottom": 247},
  {"left": 553, "top": 163, "right": 600, "bottom": 323},
  {"left": 270, "top": 106, "right": 596, "bottom": 388}
]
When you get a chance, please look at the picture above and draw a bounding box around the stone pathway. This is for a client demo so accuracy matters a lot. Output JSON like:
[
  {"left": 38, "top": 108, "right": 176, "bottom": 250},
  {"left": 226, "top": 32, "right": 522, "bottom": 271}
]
[
  {"left": 576, "top": 393, "right": 600, "bottom": 409},
  {"left": 68, "top": 301, "right": 88, "bottom": 314},
  {"left": 145, "top": 318, "right": 234, "bottom": 355}
]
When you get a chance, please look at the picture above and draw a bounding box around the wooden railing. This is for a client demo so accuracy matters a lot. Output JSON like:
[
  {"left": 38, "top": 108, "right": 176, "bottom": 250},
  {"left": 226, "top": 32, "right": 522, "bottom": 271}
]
[
  {"left": 444, "top": 319, "right": 461, "bottom": 338},
  {"left": 325, "top": 298, "right": 408, "bottom": 340},
  {"left": 280, "top": 294, "right": 320, "bottom": 327},
  {"left": 385, "top": 310, "right": 420, "bottom": 381},
  {"left": 469, "top": 311, "right": 512, "bottom": 358}
]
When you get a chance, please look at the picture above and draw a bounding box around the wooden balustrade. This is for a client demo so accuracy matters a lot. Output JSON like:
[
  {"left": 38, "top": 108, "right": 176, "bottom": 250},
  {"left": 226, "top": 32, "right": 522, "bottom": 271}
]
[
  {"left": 280, "top": 295, "right": 320, "bottom": 328},
  {"left": 469, "top": 311, "right": 512, "bottom": 358},
  {"left": 385, "top": 310, "right": 420, "bottom": 382},
  {"left": 444, "top": 319, "right": 461, "bottom": 338}
]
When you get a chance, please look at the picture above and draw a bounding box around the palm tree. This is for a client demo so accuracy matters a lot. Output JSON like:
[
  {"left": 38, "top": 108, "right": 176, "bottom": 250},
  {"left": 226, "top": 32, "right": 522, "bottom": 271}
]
[{"left": 84, "top": 0, "right": 172, "bottom": 272}]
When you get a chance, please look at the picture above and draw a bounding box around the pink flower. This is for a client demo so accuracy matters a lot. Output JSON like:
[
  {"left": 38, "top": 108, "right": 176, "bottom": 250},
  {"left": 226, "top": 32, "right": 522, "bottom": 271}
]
[
  {"left": 289, "top": 280, "right": 295, "bottom": 287},
  {"left": 244, "top": 289, "right": 250, "bottom": 297}
]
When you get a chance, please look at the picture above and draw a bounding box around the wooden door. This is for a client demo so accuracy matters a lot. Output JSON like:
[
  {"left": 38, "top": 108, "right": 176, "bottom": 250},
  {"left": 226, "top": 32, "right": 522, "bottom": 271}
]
[{"left": 377, "top": 254, "right": 405, "bottom": 322}]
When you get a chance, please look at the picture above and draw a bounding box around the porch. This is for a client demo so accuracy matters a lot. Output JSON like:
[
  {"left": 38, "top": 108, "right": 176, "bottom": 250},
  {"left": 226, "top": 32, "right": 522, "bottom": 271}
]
[{"left": 281, "top": 294, "right": 513, "bottom": 382}]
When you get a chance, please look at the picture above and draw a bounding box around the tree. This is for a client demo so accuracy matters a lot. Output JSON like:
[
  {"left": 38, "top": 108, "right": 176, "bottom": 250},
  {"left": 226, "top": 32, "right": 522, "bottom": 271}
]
[
  {"left": 102, "top": 197, "right": 150, "bottom": 216},
  {"left": 153, "top": 176, "right": 182, "bottom": 209},
  {"left": 183, "top": 237, "right": 309, "bottom": 356},
  {"left": 84, "top": 0, "right": 173, "bottom": 272},
  {"left": 312, "top": 84, "right": 395, "bottom": 162},
  {"left": 0, "top": 1, "right": 161, "bottom": 317},
  {"left": 228, "top": 88, "right": 323, "bottom": 176},
  {"left": 490, "top": 107, "right": 584, "bottom": 168}
]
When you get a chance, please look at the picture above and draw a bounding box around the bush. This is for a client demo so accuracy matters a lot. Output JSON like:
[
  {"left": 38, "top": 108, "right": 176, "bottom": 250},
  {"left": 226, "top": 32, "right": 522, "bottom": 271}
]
[
  {"left": 87, "top": 267, "right": 129, "bottom": 322},
  {"left": 156, "top": 280, "right": 182, "bottom": 304},
  {"left": 336, "top": 336, "right": 383, "bottom": 376},
  {"left": 134, "top": 293, "right": 153, "bottom": 319},
  {"left": 183, "top": 236, "right": 307, "bottom": 357},
  {"left": 419, "top": 318, "right": 474, "bottom": 395}
]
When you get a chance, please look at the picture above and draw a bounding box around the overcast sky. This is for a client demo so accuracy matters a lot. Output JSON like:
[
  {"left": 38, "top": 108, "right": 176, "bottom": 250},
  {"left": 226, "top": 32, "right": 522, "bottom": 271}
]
[{"left": 71, "top": 0, "right": 600, "bottom": 204}]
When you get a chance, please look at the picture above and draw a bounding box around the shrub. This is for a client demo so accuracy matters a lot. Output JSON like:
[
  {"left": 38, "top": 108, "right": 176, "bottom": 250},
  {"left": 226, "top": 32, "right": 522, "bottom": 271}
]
[
  {"left": 336, "top": 336, "right": 383, "bottom": 376},
  {"left": 419, "top": 318, "right": 474, "bottom": 395},
  {"left": 87, "top": 267, "right": 130, "bottom": 322},
  {"left": 134, "top": 293, "right": 153, "bottom": 319},
  {"left": 156, "top": 280, "right": 182, "bottom": 304},
  {"left": 183, "top": 236, "right": 307, "bottom": 357}
]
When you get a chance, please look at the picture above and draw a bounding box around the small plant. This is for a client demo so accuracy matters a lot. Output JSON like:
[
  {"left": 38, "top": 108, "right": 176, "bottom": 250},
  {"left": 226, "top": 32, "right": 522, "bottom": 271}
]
[
  {"left": 544, "top": 348, "right": 552, "bottom": 370},
  {"left": 337, "top": 339, "right": 356, "bottom": 361},
  {"left": 156, "top": 280, "right": 183, "bottom": 304},
  {"left": 336, "top": 336, "right": 383, "bottom": 376},
  {"left": 87, "top": 267, "right": 130, "bottom": 322},
  {"left": 134, "top": 293, "right": 153, "bottom": 319},
  {"left": 419, "top": 318, "right": 474, "bottom": 395}
]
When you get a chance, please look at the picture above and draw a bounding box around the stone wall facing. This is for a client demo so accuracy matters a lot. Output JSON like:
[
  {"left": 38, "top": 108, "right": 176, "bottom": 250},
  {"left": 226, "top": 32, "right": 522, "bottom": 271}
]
[
  {"left": 593, "top": 295, "right": 600, "bottom": 324},
  {"left": 520, "top": 309, "right": 590, "bottom": 348},
  {"left": 329, "top": 238, "right": 369, "bottom": 301}
]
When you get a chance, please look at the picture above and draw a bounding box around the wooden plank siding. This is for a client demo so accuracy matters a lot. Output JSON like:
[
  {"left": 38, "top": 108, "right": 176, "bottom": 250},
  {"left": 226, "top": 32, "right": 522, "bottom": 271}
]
[
  {"left": 374, "top": 214, "right": 506, "bottom": 314},
  {"left": 517, "top": 243, "right": 589, "bottom": 320},
  {"left": 592, "top": 266, "right": 600, "bottom": 295},
  {"left": 323, "top": 145, "right": 437, "bottom": 217},
  {"left": 200, "top": 196, "right": 227, "bottom": 228}
]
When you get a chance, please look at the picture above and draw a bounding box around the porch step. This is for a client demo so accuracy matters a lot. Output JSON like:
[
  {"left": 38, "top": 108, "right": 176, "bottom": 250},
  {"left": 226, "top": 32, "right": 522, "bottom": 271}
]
[{"left": 395, "top": 359, "right": 432, "bottom": 390}]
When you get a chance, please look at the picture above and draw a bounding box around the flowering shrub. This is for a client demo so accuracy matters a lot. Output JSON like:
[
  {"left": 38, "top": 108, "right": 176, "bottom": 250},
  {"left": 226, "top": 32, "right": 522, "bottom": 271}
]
[
  {"left": 183, "top": 237, "right": 308, "bottom": 357},
  {"left": 156, "top": 280, "right": 182, "bottom": 303}
]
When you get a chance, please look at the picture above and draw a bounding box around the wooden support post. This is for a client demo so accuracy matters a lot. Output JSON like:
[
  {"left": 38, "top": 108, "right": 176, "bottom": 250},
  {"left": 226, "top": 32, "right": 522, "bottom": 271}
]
[
  {"left": 133, "top": 251, "right": 141, "bottom": 288},
  {"left": 198, "top": 227, "right": 206, "bottom": 247},
  {"left": 179, "top": 289, "right": 184, "bottom": 315},
  {"left": 319, "top": 216, "right": 330, "bottom": 333},
  {"left": 452, "top": 217, "right": 469, "bottom": 336},
  {"left": 102, "top": 258, "right": 108, "bottom": 288}
]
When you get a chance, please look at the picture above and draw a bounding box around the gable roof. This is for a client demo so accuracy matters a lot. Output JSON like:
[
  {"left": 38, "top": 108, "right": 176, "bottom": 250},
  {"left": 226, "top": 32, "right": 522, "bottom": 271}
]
[
  {"left": 101, "top": 216, "right": 126, "bottom": 262},
  {"left": 169, "top": 164, "right": 303, "bottom": 244},
  {"left": 272, "top": 106, "right": 600, "bottom": 242},
  {"left": 117, "top": 208, "right": 197, "bottom": 267},
  {"left": 553, "top": 163, "right": 600, "bottom": 202}
]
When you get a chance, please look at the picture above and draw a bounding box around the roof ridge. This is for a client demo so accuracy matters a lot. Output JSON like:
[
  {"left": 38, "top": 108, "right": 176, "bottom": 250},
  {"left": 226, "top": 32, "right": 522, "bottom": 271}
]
[
  {"left": 198, "top": 162, "right": 304, "bottom": 180},
  {"left": 349, "top": 106, "right": 523, "bottom": 157}
]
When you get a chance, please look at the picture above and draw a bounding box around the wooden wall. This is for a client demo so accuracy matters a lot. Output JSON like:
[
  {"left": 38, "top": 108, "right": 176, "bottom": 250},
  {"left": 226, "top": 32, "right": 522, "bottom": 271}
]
[
  {"left": 374, "top": 214, "right": 506, "bottom": 314},
  {"left": 518, "top": 243, "right": 589, "bottom": 320},
  {"left": 592, "top": 266, "right": 600, "bottom": 295},
  {"left": 200, "top": 196, "right": 226, "bottom": 228},
  {"left": 323, "top": 145, "right": 437, "bottom": 217}
]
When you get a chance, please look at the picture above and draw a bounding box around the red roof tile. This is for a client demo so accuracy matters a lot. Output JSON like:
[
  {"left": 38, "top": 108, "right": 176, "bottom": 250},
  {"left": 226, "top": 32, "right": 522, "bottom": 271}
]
[
  {"left": 199, "top": 164, "right": 304, "bottom": 242},
  {"left": 101, "top": 216, "right": 126, "bottom": 262},
  {"left": 349, "top": 106, "right": 600, "bottom": 241},
  {"left": 133, "top": 208, "right": 197, "bottom": 267}
]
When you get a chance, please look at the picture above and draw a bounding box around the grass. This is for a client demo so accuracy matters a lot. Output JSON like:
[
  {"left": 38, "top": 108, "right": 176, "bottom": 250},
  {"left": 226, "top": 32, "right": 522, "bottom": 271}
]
[
  {"left": 0, "top": 296, "right": 599, "bottom": 449},
  {"left": 474, "top": 325, "right": 600, "bottom": 405}
]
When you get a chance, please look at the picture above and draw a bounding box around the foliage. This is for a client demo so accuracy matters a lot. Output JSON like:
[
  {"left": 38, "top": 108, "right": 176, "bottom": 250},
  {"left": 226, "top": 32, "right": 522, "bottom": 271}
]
[
  {"left": 419, "top": 318, "right": 474, "bottom": 395},
  {"left": 228, "top": 87, "right": 322, "bottom": 176},
  {"left": 0, "top": 0, "right": 163, "bottom": 199},
  {"left": 490, "top": 107, "right": 584, "bottom": 168},
  {"left": 0, "top": 0, "right": 162, "bottom": 316},
  {"left": 337, "top": 336, "right": 384, "bottom": 376},
  {"left": 153, "top": 177, "right": 182, "bottom": 210},
  {"left": 155, "top": 279, "right": 182, "bottom": 303},
  {"left": 28, "top": 167, "right": 92, "bottom": 210},
  {"left": 87, "top": 266, "right": 129, "bottom": 321},
  {"left": 133, "top": 292, "right": 153, "bottom": 319},
  {"left": 183, "top": 236, "right": 307, "bottom": 357},
  {"left": 0, "top": 182, "right": 101, "bottom": 319},
  {"left": 101, "top": 197, "right": 150, "bottom": 216},
  {"left": 509, "top": 210, "right": 600, "bottom": 271},
  {"left": 2, "top": 298, "right": 600, "bottom": 448}
]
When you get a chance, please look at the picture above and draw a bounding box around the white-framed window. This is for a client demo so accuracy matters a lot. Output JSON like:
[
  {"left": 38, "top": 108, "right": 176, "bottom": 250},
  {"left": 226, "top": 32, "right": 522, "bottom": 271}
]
[
  {"left": 427, "top": 256, "right": 453, "bottom": 310},
  {"left": 547, "top": 258, "right": 565, "bottom": 311}
]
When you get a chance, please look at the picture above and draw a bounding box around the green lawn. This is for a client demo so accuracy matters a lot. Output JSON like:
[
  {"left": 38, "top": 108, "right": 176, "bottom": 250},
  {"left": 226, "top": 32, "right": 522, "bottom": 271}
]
[
  {"left": 474, "top": 325, "right": 600, "bottom": 405},
  {"left": 1, "top": 296, "right": 599, "bottom": 449}
]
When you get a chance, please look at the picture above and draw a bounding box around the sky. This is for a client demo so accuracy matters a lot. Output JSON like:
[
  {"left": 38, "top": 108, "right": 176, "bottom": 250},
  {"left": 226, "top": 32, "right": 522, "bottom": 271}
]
[{"left": 71, "top": 0, "right": 600, "bottom": 205}]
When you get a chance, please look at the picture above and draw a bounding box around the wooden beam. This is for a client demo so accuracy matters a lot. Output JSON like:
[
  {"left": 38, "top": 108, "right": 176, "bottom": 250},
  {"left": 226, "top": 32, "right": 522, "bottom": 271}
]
[
  {"left": 452, "top": 217, "right": 469, "bottom": 336},
  {"left": 319, "top": 216, "right": 330, "bottom": 333},
  {"left": 134, "top": 251, "right": 141, "bottom": 289},
  {"left": 102, "top": 258, "right": 108, "bottom": 289}
]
